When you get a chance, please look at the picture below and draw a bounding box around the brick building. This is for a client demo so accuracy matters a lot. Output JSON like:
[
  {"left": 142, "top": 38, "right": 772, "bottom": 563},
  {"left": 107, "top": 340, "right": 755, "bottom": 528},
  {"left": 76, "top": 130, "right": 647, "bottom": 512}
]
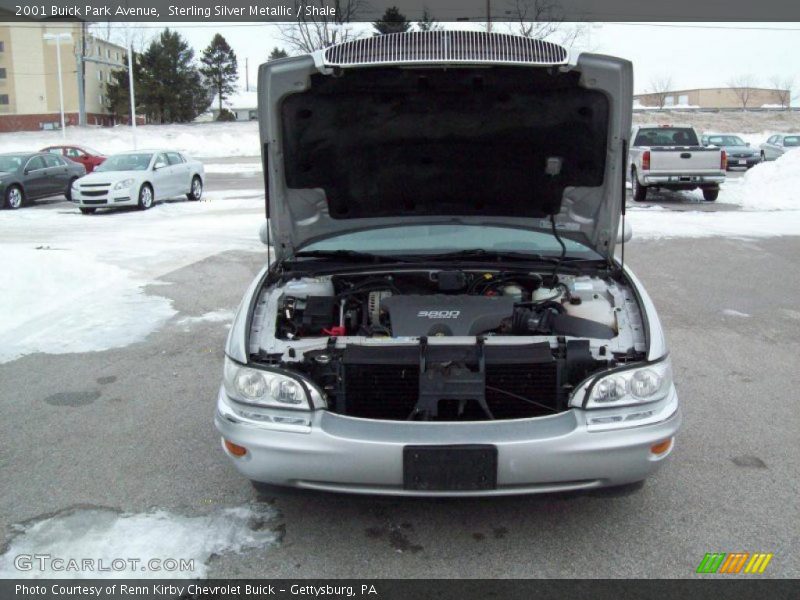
[
  {"left": 634, "top": 87, "right": 790, "bottom": 110},
  {"left": 0, "top": 22, "right": 132, "bottom": 132}
]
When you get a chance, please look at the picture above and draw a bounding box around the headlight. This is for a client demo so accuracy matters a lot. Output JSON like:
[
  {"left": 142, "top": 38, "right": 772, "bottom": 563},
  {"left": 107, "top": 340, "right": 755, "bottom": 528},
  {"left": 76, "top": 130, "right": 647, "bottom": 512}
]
[
  {"left": 71, "top": 180, "right": 80, "bottom": 190},
  {"left": 113, "top": 178, "right": 135, "bottom": 190},
  {"left": 572, "top": 359, "right": 673, "bottom": 409},
  {"left": 223, "top": 357, "right": 310, "bottom": 409}
]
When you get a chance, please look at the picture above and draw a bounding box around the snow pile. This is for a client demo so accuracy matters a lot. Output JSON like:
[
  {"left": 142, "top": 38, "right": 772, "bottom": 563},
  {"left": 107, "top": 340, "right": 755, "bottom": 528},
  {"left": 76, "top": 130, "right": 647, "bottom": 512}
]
[
  {"left": 0, "top": 192, "right": 266, "bottom": 363},
  {"left": 628, "top": 208, "right": 800, "bottom": 240},
  {"left": 0, "top": 121, "right": 260, "bottom": 159},
  {"left": 0, "top": 504, "right": 280, "bottom": 579},
  {"left": 723, "top": 150, "right": 800, "bottom": 210},
  {"left": 0, "top": 248, "right": 176, "bottom": 361}
]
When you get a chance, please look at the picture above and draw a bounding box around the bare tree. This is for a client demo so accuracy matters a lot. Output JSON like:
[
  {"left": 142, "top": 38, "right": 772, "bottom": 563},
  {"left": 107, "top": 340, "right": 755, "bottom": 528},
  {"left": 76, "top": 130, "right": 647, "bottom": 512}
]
[
  {"left": 416, "top": 7, "right": 442, "bottom": 32},
  {"left": 278, "top": 0, "right": 365, "bottom": 54},
  {"left": 727, "top": 75, "right": 758, "bottom": 110},
  {"left": 647, "top": 76, "right": 674, "bottom": 109},
  {"left": 770, "top": 76, "right": 794, "bottom": 110},
  {"left": 501, "top": 0, "right": 587, "bottom": 48}
]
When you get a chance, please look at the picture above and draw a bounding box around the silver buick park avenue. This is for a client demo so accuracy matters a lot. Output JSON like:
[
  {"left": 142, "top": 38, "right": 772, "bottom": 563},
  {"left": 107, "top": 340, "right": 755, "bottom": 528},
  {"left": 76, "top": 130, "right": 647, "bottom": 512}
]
[{"left": 215, "top": 31, "right": 681, "bottom": 496}]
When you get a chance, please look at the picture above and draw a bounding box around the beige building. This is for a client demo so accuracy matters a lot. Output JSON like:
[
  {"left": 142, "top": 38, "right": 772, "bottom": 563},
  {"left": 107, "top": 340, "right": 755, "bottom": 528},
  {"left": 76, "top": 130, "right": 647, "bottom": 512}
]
[
  {"left": 634, "top": 87, "right": 790, "bottom": 110},
  {"left": 0, "top": 22, "right": 129, "bottom": 132}
]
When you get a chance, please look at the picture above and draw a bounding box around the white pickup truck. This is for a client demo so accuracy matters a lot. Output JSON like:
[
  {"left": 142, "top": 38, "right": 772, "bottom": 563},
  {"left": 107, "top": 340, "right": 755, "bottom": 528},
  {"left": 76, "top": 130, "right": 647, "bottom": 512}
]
[{"left": 628, "top": 124, "right": 727, "bottom": 202}]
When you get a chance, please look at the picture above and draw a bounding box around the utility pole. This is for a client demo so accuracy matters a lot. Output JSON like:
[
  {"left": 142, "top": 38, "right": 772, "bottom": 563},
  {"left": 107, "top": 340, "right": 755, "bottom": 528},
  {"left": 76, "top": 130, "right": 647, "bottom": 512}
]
[
  {"left": 43, "top": 32, "right": 72, "bottom": 138},
  {"left": 245, "top": 58, "right": 249, "bottom": 92},
  {"left": 127, "top": 43, "right": 137, "bottom": 148}
]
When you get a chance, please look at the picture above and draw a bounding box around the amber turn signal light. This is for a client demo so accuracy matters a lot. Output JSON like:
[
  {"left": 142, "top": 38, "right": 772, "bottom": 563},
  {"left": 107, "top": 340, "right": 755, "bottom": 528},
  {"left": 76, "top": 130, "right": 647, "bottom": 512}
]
[
  {"left": 224, "top": 439, "right": 248, "bottom": 457},
  {"left": 650, "top": 438, "right": 673, "bottom": 455}
]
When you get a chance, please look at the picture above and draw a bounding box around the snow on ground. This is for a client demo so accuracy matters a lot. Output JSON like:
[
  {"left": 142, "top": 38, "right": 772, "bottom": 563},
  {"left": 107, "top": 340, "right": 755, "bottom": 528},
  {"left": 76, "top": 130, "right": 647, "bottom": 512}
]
[
  {"left": 0, "top": 191, "right": 266, "bottom": 363},
  {"left": 628, "top": 206, "right": 800, "bottom": 240},
  {"left": 0, "top": 504, "right": 279, "bottom": 579},
  {"left": 0, "top": 121, "right": 260, "bottom": 159},
  {"left": 175, "top": 309, "right": 236, "bottom": 330},
  {"left": 722, "top": 151, "right": 800, "bottom": 210},
  {"left": 204, "top": 162, "right": 261, "bottom": 174}
]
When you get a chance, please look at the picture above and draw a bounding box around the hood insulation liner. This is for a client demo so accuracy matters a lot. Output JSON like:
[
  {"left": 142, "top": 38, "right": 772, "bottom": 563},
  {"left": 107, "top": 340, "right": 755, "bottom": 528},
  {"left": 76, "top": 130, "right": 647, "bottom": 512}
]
[{"left": 280, "top": 67, "right": 609, "bottom": 220}]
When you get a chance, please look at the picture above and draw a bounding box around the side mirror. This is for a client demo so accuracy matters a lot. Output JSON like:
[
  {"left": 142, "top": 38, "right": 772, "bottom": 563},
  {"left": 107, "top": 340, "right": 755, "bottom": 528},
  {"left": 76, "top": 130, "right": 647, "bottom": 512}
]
[
  {"left": 258, "top": 221, "right": 270, "bottom": 246},
  {"left": 746, "top": 142, "right": 751, "bottom": 147},
  {"left": 23, "top": 169, "right": 29, "bottom": 175},
  {"left": 617, "top": 224, "right": 633, "bottom": 244}
]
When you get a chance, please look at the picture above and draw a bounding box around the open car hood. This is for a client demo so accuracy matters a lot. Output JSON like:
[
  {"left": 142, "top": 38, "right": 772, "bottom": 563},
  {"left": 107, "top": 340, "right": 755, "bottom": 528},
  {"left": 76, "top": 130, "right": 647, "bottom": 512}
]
[{"left": 259, "top": 32, "right": 632, "bottom": 261}]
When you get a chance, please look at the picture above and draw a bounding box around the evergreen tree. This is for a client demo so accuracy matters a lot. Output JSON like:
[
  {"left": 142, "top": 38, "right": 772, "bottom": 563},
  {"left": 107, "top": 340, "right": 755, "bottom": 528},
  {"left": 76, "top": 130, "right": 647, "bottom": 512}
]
[
  {"left": 105, "top": 53, "right": 143, "bottom": 123},
  {"left": 373, "top": 7, "right": 410, "bottom": 35},
  {"left": 106, "top": 29, "right": 209, "bottom": 123},
  {"left": 268, "top": 47, "right": 289, "bottom": 61},
  {"left": 200, "top": 33, "right": 239, "bottom": 117}
]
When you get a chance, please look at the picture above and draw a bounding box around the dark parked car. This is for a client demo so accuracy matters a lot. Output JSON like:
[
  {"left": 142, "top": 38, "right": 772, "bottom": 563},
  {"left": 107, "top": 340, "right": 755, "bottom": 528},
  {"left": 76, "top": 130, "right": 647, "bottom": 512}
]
[
  {"left": 0, "top": 152, "right": 86, "bottom": 209},
  {"left": 41, "top": 144, "right": 106, "bottom": 173},
  {"left": 701, "top": 134, "right": 761, "bottom": 169}
]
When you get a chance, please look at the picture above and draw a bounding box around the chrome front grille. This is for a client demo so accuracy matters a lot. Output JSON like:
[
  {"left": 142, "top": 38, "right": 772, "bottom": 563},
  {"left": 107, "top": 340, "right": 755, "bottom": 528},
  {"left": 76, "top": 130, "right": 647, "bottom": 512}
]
[{"left": 323, "top": 31, "right": 569, "bottom": 68}]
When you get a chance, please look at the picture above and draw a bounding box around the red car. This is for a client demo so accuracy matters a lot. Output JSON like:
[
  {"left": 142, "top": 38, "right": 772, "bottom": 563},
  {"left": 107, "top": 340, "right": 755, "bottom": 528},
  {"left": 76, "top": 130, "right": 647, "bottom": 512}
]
[{"left": 40, "top": 145, "right": 106, "bottom": 173}]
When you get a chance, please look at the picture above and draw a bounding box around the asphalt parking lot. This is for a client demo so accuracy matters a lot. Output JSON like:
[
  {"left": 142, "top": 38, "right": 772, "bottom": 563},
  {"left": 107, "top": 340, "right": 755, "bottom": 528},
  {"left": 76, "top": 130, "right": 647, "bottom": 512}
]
[{"left": 0, "top": 165, "right": 797, "bottom": 579}]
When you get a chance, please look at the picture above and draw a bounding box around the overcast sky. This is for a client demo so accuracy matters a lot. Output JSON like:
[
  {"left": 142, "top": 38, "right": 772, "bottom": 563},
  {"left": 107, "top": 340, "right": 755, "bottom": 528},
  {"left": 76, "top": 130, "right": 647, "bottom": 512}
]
[{"left": 117, "top": 21, "right": 800, "bottom": 98}]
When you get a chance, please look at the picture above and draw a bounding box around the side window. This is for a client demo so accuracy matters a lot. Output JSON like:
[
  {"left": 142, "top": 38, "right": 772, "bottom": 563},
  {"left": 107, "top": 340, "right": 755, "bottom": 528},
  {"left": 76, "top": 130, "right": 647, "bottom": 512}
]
[
  {"left": 154, "top": 154, "right": 168, "bottom": 169},
  {"left": 166, "top": 152, "right": 184, "bottom": 165},
  {"left": 66, "top": 148, "right": 83, "bottom": 158},
  {"left": 768, "top": 136, "right": 777, "bottom": 144},
  {"left": 45, "top": 147, "right": 62, "bottom": 154},
  {"left": 43, "top": 154, "right": 63, "bottom": 167},
  {"left": 26, "top": 156, "right": 46, "bottom": 171}
]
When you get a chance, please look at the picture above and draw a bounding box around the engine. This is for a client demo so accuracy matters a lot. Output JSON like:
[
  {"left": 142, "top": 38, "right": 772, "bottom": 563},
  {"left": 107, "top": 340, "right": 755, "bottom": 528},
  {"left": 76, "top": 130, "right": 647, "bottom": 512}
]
[
  {"left": 380, "top": 295, "right": 516, "bottom": 337},
  {"left": 274, "top": 271, "right": 618, "bottom": 340}
]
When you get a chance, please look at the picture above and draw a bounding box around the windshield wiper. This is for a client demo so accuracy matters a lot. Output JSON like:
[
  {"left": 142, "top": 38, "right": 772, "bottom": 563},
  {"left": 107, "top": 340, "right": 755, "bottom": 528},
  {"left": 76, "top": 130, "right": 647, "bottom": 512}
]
[
  {"left": 404, "top": 249, "right": 600, "bottom": 263},
  {"left": 291, "top": 250, "right": 405, "bottom": 263}
]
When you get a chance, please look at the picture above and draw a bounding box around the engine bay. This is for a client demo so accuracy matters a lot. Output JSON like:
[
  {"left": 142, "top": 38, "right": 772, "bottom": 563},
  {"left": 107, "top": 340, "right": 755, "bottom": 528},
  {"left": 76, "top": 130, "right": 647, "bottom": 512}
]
[
  {"left": 248, "top": 268, "right": 647, "bottom": 421},
  {"left": 273, "top": 270, "right": 622, "bottom": 341}
]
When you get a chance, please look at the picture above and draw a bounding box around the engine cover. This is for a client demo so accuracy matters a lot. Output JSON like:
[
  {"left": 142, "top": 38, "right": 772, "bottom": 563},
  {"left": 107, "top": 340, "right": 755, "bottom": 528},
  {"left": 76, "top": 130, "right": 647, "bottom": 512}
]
[{"left": 381, "top": 295, "right": 516, "bottom": 337}]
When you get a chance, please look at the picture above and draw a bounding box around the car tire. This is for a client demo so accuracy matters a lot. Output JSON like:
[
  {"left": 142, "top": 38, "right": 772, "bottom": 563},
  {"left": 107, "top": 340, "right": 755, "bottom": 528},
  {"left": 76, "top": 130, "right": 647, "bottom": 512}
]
[
  {"left": 702, "top": 188, "right": 719, "bottom": 202},
  {"left": 137, "top": 183, "right": 154, "bottom": 210},
  {"left": 3, "top": 184, "right": 24, "bottom": 210},
  {"left": 65, "top": 177, "right": 77, "bottom": 202},
  {"left": 631, "top": 168, "right": 647, "bottom": 202},
  {"left": 187, "top": 175, "right": 203, "bottom": 201},
  {"left": 761, "top": 151, "right": 766, "bottom": 161},
  {"left": 79, "top": 207, "right": 96, "bottom": 215}
]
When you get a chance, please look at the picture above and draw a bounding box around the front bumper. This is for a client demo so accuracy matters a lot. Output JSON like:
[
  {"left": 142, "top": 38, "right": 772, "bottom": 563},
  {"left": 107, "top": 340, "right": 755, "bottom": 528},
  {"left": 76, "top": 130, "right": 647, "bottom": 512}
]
[
  {"left": 214, "top": 386, "right": 682, "bottom": 496},
  {"left": 72, "top": 190, "right": 135, "bottom": 207}
]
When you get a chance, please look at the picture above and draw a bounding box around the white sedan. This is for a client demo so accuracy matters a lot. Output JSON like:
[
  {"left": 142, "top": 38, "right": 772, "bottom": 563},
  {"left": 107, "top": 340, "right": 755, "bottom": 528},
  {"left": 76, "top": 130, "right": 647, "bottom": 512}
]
[{"left": 71, "top": 150, "right": 204, "bottom": 214}]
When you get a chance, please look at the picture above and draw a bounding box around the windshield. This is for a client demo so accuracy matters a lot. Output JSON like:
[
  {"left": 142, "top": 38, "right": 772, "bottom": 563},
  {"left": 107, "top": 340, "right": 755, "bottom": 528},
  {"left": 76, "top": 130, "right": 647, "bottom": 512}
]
[
  {"left": 95, "top": 153, "right": 153, "bottom": 172},
  {"left": 634, "top": 127, "right": 699, "bottom": 146},
  {"left": 785, "top": 136, "right": 800, "bottom": 147},
  {"left": 301, "top": 225, "right": 602, "bottom": 258},
  {"left": 707, "top": 135, "right": 745, "bottom": 146},
  {"left": 0, "top": 155, "right": 24, "bottom": 172}
]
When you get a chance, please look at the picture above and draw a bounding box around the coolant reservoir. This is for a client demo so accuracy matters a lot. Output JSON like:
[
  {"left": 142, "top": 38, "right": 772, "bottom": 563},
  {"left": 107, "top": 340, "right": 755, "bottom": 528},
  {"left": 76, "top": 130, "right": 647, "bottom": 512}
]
[
  {"left": 282, "top": 277, "right": 334, "bottom": 298},
  {"left": 563, "top": 277, "right": 617, "bottom": 331}
]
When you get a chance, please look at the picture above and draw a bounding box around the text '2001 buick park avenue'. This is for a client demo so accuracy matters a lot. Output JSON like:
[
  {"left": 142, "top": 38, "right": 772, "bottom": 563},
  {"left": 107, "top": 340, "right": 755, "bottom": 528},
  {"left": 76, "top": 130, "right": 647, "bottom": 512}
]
[{"left": 215, "top": 32, "right": 681, "bottom": 496}]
